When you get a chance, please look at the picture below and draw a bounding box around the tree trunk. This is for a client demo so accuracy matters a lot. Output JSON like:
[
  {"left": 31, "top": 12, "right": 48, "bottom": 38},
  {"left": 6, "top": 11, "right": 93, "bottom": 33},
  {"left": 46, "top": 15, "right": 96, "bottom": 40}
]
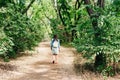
[
  {"left": 83, "top": 0, "right": 100, "bottom": 39},
  {"left": 83, "top": 0, "right": 106, "bottom": 69}
]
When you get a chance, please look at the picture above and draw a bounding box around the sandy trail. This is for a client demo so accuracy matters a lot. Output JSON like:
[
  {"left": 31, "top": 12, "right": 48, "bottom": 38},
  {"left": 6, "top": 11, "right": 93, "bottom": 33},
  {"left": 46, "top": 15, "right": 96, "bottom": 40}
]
[{"left": 0, "top": 42, "right": 81, "bottom": 80}]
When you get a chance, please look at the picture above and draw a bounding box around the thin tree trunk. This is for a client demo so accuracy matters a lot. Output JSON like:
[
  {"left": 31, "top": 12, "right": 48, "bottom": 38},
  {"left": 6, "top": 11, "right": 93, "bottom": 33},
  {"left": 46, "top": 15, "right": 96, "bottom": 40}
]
[
  {"left": 97, "top": 0, "right": 104, "bottom": 8},
  {"left": 71, "top": 0, "right": 83, "bottom": 41},
  {"left": 58, "top": 6, "right": 66, "bottom": 26}
]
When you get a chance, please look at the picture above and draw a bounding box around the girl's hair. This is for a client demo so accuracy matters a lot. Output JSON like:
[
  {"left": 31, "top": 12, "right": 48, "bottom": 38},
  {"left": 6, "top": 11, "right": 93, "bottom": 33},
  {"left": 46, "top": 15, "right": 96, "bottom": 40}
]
[
  {"left": 53, "top": 35, "right": 57, "bottom": 39},
  {"left": 53, "top": 35, "right": 58, "bottom": 41}
]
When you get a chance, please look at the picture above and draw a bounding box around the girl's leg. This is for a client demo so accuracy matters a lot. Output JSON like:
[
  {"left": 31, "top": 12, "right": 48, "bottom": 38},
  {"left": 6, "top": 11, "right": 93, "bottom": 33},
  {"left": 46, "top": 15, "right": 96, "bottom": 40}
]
[
  {"left": 52, "top": 55, "right": 55, "bottom": 64},
  {"left": 55, "top": 55, "right": 58, "bottom": 63}
]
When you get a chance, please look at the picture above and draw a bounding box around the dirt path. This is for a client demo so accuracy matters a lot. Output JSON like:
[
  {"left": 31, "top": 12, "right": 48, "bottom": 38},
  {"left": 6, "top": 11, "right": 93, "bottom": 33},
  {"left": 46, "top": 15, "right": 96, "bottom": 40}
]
[{"left": 0, "top": 42, "right": 81, "bottom": 80}]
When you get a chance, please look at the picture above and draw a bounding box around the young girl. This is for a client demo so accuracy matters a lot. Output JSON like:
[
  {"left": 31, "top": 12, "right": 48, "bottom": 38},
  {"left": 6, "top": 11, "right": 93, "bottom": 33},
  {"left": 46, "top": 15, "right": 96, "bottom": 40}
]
[{"left": 50, "top": 35, "right": 60, "bottom": 64}]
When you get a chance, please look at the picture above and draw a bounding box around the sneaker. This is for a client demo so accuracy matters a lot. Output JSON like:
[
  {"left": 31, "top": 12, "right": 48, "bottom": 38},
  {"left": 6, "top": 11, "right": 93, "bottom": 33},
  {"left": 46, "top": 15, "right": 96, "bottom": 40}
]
[{"left": 52, "top": 61, "right": 55, "bottom": 64}]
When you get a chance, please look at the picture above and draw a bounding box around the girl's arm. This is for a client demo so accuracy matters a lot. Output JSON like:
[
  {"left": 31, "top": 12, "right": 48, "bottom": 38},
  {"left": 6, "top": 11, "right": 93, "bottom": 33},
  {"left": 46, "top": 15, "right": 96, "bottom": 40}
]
[
  {"left": 50, "top": 39, "right": 53, "bottom": 50},
  {"left": 58, "top": 40, "right": 60, "bottom": 51}
]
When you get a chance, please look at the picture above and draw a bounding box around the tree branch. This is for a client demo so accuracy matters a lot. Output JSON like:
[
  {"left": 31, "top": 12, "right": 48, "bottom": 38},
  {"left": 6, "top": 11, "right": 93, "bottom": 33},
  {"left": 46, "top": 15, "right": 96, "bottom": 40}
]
[
  {"left": 52, "top": 0, "right": 59, "bottom": 18},
  {"left": 22, "top": 0, "right": 36, "bottom": 14}
]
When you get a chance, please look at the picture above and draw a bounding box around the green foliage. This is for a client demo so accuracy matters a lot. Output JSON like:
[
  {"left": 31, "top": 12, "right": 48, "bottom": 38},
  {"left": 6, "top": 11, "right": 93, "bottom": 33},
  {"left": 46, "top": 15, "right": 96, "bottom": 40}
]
[
  {"left": 0, "top": 31, "right": 14, "bottom": 60},
  {"left": 0, "top": 1, "right": 48, "bottom": 59},
  {"left": 51, "top": 0, "right": 82, "bottom": 42},
  {"left": 113, "top": 0, "right": 120, "bottom": 11},
  {"left": 0, "top": 37, "right": 14, "bottom": 54},
  {"left": 72, "top": 0, "right": 120, "bottom": 75},
  {"left": 102, "top": 66, "right": 114, "bottom": 76},
  {"left": 74, "top": 11, "right": 120, "bottom": 59},
  {"left": 3, "top": 4, "right": 40, "bottom": 53}
]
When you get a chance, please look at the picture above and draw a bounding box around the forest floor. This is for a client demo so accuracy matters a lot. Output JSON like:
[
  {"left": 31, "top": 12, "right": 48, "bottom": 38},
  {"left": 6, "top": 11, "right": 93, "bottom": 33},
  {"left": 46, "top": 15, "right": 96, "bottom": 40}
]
[{"left": 0, "top": 42, "right": 120, "bottom": 80}]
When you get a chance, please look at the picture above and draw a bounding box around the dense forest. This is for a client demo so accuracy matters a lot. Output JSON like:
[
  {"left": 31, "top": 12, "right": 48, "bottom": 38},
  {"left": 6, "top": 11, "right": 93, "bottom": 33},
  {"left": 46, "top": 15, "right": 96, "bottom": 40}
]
[{"left": 0, "top": 0, "right": 120, "bottom": 77}]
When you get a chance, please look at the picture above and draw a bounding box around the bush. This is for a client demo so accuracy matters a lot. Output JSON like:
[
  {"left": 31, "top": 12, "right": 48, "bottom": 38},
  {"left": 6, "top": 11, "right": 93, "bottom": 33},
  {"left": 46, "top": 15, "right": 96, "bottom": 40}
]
[
  {"left": 73, "top": 6, "right": 120, "bottom": 75},
  {"left": 0, "top": 32, "right": 14, "bottom": 59},
  {"left": 0, "top": 3, "right": 46, "bottom": 59}
]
